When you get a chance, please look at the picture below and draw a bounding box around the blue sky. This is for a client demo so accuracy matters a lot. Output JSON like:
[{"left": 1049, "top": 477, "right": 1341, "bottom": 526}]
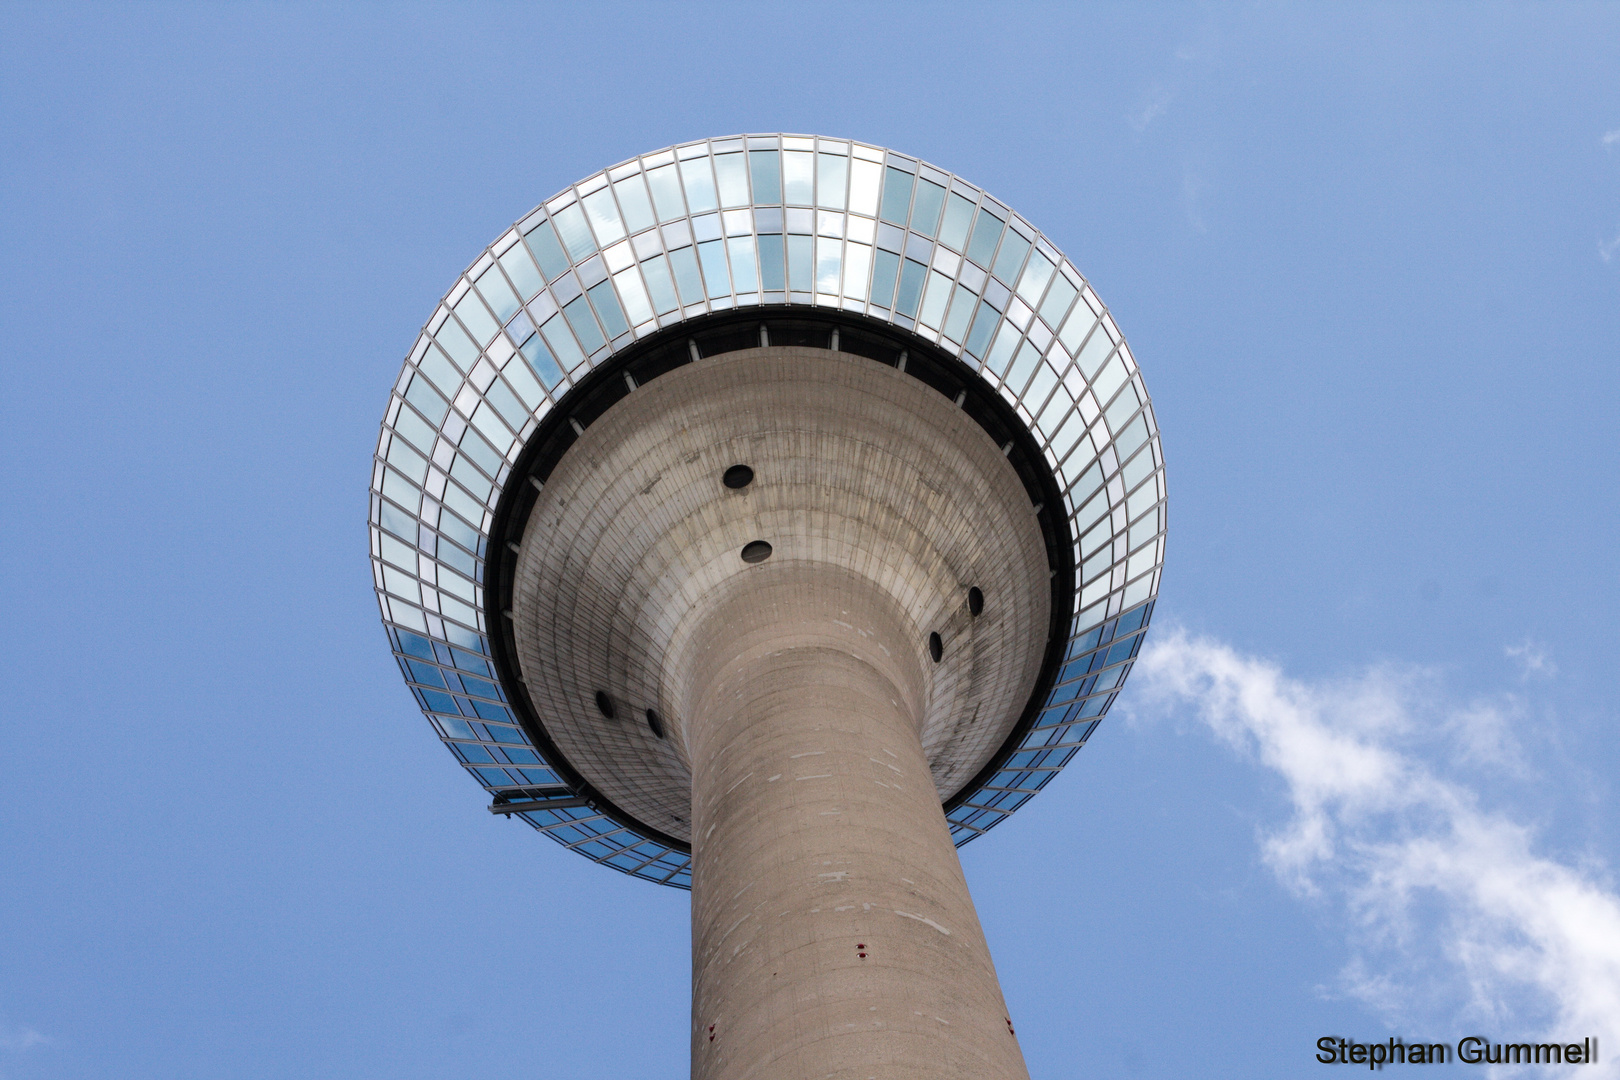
[{"left": 3, "top": 4, "right": 1618, "bottom": 1078}]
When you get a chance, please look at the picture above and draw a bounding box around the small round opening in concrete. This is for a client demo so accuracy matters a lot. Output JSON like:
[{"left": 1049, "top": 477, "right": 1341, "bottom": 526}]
[
  {"left": 595, "top": 691, "right": 615, "bottom": 719},
  {"left": 740, "top": 540, "right": 773, "bottom": 563},
  {"left": 928, "top": 632, "right": 943, "bottom": 663},
  {"left": 646, "top": 708, "right": 665, "bottom": 739},
  {"left": 723, "top": 464, "right": 755, "bottom": 489},
  {"left": 968, "top": 586, "right": 984, "bottom": 616}
]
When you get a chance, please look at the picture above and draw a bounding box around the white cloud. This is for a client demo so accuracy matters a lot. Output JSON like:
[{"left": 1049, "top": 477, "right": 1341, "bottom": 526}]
[
  {"left": 1132, "top": 629, "right": 1620, "bottom": 1077},
  {"left": 1603, "top": 129, "right": 1620, "bottom": 146},
  {"left": 1601, "top": 230, "right": 1620, "bottom": 263},
  {"left": 1506, "top": 640, "right": 1557, "bottom": 680}
]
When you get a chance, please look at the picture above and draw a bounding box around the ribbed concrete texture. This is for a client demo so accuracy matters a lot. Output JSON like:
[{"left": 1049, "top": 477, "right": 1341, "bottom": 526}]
[{"left": 512, "top": 347, "right": 1047, "bottom": 1078}]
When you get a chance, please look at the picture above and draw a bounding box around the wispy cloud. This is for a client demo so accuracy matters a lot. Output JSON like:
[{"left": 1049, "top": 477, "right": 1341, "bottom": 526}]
[
  {"left": 1130, "top": 85, "right": 1173, "bottom": 133},
  {"left": 1505, "top": 640, "right": 1557, "bottom": 681},
  {"left": 0, "top": 1022, "right": 47, "bottom": 1053},
  {"left": 1132, "top": 630, "right": 1620, "bottom": 1076},
  {"left": 1601, "top": 230, "right": 1620, "bottom": 263},
  {"left": 1603, "top": 129, "right": 1620, "bottom": 147}
]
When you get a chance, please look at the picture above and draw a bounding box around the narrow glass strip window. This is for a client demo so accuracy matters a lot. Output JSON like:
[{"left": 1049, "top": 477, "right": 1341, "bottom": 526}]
[
  {"left": 499, "top": 246, "right": 543, "bottom": 302},
  {"left": 613, "top": 267, "right": 654, "bottom": 325},
  {"left": 963, "top": 300, "right": 997, "bottom": 358},
  {"left": 894, "top": 257, "right": 927, "bottom": 317},
  {"left": 551, "top": 204, "right": 596, "bottom": 261},
  {"left": 991, "top": 231, "right": 1031, "bottom": 284},
  {"left": 586, "top": 281, "right": 629, "bottom": 339},
  {"left": 582, "top": 188, "right": 626, "bottom": 245},
  {"left": 816, "top": 153, "right": 848, "bottom": 210},
  {"left": 786, "top": 235, "right": 812, "bottom": 292},
  {"left": 714, "top": 153, "right": 749, "bottom": 208},
  {"left": 918, "top": 270, "right": 952, "bottom": 328},
  {"left": 938, "top": 194, "right": 975, "bottom": 252},
  {"left": 477, "top": 269, "right": 521, "bottom": 324},
  {"left": 848, "top": 159, "right": 882, "bottom": 217},
  {"left": 879, "top": 166, "right": 914, "bottom": 225},
  {"left": 869, "top": 248, "right": 901, "bottom": 308},
  {"left": 668, "top": 246, "right": 704, "bottom": 304},
  {"left": 614, "top": 176, "right": 656, "bottom": 234},
  {"left": 942, "top": 286, "right": 975, "bottom": 341},
  {"left": 562, "top": 297, "right": 606, "bottom": 354},
  {"left": 842, "top": 242, "right": 872, "bottom": 301},
  {"left": 646, "top": 164, "right": 686, "bottom": 222},
  {"left": 726, "top": 236, "right": 759, "bottom": 294},
  {"left": 697, "top": 239, "right": 731, "bottom": 298},
  {"left": 757, "top": 233, "right": 785, "bottom": 291},
  {"left": 783, "top": 151, "right": 814, "bottom": 205},
  {"left": 966, "top": 207, "right": 1004, "bottom": 267},
  {"left": 521, "top": 334, "right": 565, "bottom": 388},
  {"left": 749, "top": 150, "right": 781, "bottom": 204},
  {"left": 679, "top": 156, "right": 718, "bottom": 213},
  {"left": 524, "top": 221, "right": 571, "bottom": 280},
  {"left": 910, "top": 180, "right": 946, "bottom": 238},
  {"left": 1016, "top": 252, "right": 1056, "bottom": 307},
  {"left": 815, "top": 237, "right": 842, "bottom": 294},
  {"left": 641, "top": 254, "right": 679, "bottom": 313}
]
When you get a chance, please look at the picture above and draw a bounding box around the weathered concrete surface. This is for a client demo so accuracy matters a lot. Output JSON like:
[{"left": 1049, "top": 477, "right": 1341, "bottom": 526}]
[
  {"left": 511, "top": 348, "right": 1050, "bottom": 840},
  {"left": 511, "top": 347, "right": 1046, "bottom": 1077},
  {"left": 687, "top": 575, "right": 1031, "bottom": 1080}
]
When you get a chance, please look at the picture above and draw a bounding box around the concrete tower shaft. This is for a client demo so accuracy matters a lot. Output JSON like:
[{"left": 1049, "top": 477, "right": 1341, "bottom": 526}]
[{"left": 510, "top": 347, "right": 1049, "bottom": 1076}]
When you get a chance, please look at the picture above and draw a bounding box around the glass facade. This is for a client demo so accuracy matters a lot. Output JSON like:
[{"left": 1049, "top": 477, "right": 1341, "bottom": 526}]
[{"left": 370, "top": 135, "right": 1166, "bottom": 887}]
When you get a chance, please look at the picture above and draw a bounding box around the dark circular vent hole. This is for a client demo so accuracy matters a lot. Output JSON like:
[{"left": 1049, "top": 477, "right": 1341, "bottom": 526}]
[
  {"left": 968, "top": 586, "right": 984, "bottom": 617},
  {"left": 928, "top": 632, "right": 943, "bottom": 663},
  {"left": 723, "top": 464, "right": 755, "bottom": 489},
  {"left": 740, "top": 540, "right": 773, "bottom": 563},
  {"left": 646, "top": 708, "right": 665, "bottom": 739},
  {"left": 595, "top": 691, "right": 615, "bottom": 719}
]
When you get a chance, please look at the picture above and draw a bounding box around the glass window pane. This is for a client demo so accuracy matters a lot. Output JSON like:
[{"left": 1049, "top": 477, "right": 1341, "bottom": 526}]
[
  {"left": 815, "top": 237, "right": 841, "bottom": 293},
  {"left": 1006, "top": 340, "right": 1041, "bottom": 393},
  {"left": 668, "top": 246, "right": 704, "bottom": 304},
  {"left": 641, "top": 254, "right": 679, "bottom": 313},
  {"left": 749, "top": 150, "right": 781, "bottom": 204},
  {"left": 843, "top": 242, "right": 871, "bottom": 301},
  {"left": 476, "top": 269, "right": 521, "bottom": 324},
  {"left": 783, "top": 151, "right": 813, "bottom": 205},
  {"left": 714, "top": 153, "right": 749, "bottom": 208},
  {"left": 984, "top": 322, "right": 1019, "bottom": 375},
  {"left": 943, "top": 286, "right": 975, "bottom": 341},
  {"left": 499, "top": 245, "right": 543, "bottom": 301},
  {"left": 522, "top": 332, "right": 565, "bottom": 387},
  {"left": 453, "top": 292, "right": 498, "bottom": 345},
  {"left": 879, "top": 167, "right": 914, "bottom": 225},
  {"left": 1016, "top": 252, "right": 1055, "bottom": 306},
  {"left": 992, "top": 231, "right": 1031, "bottom": 284},
  {"left": 586, "top": 280, "right": 629, "bottom": 339},
  {"left": 848, "top": 159, "right": 882, "bottom": 216},
  {"left": 614, "top": 176, "right": 656, "bottom": 234},
  {"left": 614, "top": 267, "right": 654, "bottom": 325},
  {"left": 910, "top": 180, "right": 946, "bottom": 237},
  {"left": 966, "top": 208, "right": 1003, "bottom": 267},
  {"left": 1058, "top": 307, "right": 1096, "bottom": 353},
  {"left": 697, "top": 239, "right": 730, "bottom": 298},
  {"left": 726, "top": 236, "right": 758, "bottom": 293},
  {"left": 582, "top": 188, "right": 626, "bottom": 245},
  {"left": 918, "top": 270, "right": 951, "bottom": 328},
  {"left": 816, "top": 153, "right": 847, "bottom": 210},
  {"left": 524, "top": 221, "right": 571, "bottom": 280},
  {"left": 646, "top": 164, "right": 686, "bottom": 222},
  {"left": 1039, "top": 274, "right": 1078, "bottom": 329},
  {"left": 870, "top": 248, "right": 900, "bottom": 308},
  {"left": 551, "top": 204, "right": 595, "bottom": 261},
  {"left": 787, "top": 234, "right": 812, "bottom": 291},
  {"left": 757, "top": 233, "right": 785, "bottom": 291},
  {"left": 894, "top": 257, "right": 926, "bottom": 317},
  {"left": 679, "top": 156, "right": 718, "bottom": 213},
  {"left": 964, "top": 300, "right": 997, "bottom": 358},
  {"left": 938, "top": 194, "right": 975, "bottom": 252},
  {"left": 562, "top": 296, "right": 605, "bottom": 354},
  {"left": 503, "top": 355, "right": 544, "bottom": 408},
  {"left": 1076, "top": 322, "right": 1113, "bottom": 377}
]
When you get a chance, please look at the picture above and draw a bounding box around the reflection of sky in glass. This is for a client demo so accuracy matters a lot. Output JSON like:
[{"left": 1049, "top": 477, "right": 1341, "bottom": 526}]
[{"left": 370, "top": 135, "right": 1166, "bottom": 887}]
